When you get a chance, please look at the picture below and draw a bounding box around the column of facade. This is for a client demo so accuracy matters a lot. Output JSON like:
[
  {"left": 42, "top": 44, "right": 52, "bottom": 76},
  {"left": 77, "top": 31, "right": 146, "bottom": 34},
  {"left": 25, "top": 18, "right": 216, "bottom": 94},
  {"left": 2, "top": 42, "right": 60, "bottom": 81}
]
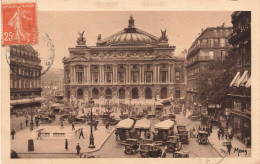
[
  {"left": 71, "top": 66, "right": 74, "bottom": 84},
  {"left": 157, "top": 65, "right": 160, "bottom": 83},
  {"left": 113, "top": 65, "right": 116, "bottom": 84},
  {"left": 172, "top": 66, "right": 175, "bottom": 83},
  {"left": 141, "top": 64, "right": 145, "bottom": 84},
  {"left": 84, "top": 66, "right": 87, "bottom": 84},
  {"left": 153, "top": 64, "right": 156, "bottom": 83},
  {"left": 168, "top": 65, "right": 171, "bottom": 83},
  {"left": 139, "top": 65, "right": 142, "bottom": 84},
  {"left": 88, "top": 64, "right": 91, "bottom": 84},
  {"left": 115, "top": 65, "right": 117, "bottom": 83},
  {"left": 74, "top": 66, "right": 76, "bottom": 84},
  {"left": 100, "top": 65, "right": 104, "bottom": 84}
]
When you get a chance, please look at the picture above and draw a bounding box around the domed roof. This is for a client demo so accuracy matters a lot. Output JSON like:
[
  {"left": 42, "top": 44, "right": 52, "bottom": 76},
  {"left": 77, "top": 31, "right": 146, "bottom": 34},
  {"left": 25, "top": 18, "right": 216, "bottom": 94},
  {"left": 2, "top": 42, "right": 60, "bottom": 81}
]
[{"left": 96, "top": 15, "right": 159, "bottom": 46}]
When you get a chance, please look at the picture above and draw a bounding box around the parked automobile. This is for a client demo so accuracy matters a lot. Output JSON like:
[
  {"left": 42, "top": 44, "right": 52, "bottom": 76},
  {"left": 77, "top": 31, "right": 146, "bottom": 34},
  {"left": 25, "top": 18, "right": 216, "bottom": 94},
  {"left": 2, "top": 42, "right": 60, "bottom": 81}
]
[
  {"left": 143, "top": 139, "right": 153, "bottom": 145},
  {"left": 124, "top": 139, "right": 139, "bottom": 154},
  {"left": 177, "top": 125, "right": 189, "bottom": 144},
  {"left": 120, "top": 114, "right": 129, "bottom": 119},
  {"left": 40, "top": 117, "right": 52, "bottom": 124},
  {"left": 173, "top": 151, "right": 189, "bottom": 158},
  {"left": 47, "top": 113, "right": 56, "bottom": 121},
  {"left": 139, "top": 144, "right": 163, "bottom": 158},
  {"left": 60, "top": 114, "right": 70, "bottom": 121},
  {"left": 69, "top": 117, "right": 86, "bottom": 124},
  {"left": 165, "top": 136, "right": 182, "bottom": 152},
  {"left": 197, "top": 130, "right": 209, "bottom": 144}
]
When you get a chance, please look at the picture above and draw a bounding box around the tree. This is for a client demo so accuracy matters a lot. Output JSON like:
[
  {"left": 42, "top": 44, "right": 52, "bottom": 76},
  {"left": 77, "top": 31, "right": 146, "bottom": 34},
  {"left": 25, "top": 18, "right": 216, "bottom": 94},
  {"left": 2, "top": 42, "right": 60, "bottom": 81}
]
[{"left": 196, "top": 48, "right": 237, "bottom": 108}]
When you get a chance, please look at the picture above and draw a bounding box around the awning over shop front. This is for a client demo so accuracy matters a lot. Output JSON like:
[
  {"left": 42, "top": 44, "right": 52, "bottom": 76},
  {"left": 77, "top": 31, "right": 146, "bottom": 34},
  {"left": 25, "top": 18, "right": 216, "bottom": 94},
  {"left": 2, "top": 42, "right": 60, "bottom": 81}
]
[
  {"left": 237, "top": 70, "right": 249, "bottom": 87},
  {"left": 208, "top": 104, "right": 221, "bottom": 109},
  {"left": 134, "top": 118, "right": 151, "bottom": 129},
  {"left": 230, "top": 72, "right": 241, "bottom": 87},
  {"left": 10, "top": 97, "right": 46, "bottom": 106},
  {"left": 116, "top": 118, "right": 135, "bottom": 129},
  {"left": 154, "top": 119, "right": 175, "bottom": 130},
  {"left": 245, "top": 76, "right": 251, "bottom": 88}
]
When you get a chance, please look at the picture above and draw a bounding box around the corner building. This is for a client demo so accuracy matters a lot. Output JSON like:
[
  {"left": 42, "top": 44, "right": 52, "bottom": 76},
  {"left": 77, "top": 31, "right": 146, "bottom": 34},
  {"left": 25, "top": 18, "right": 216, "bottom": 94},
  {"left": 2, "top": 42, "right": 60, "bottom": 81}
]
[{"left": 63, "top": 16, "right": 185, "bottom": 103}]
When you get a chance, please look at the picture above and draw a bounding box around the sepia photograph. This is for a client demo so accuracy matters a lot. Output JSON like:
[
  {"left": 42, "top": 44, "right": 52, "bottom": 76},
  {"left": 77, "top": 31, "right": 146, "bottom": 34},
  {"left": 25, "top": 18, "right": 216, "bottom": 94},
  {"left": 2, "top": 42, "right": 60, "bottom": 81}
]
[{"left": 1, "top": 0, "right": 260, "bottom": 163}]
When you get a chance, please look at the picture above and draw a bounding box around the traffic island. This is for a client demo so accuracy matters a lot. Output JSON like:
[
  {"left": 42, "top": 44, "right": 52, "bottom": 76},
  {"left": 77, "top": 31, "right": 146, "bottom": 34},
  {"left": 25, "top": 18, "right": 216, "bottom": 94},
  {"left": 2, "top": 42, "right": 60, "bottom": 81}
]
[{"left": 11, "top": 125, "right": 115, "bottom": 156}]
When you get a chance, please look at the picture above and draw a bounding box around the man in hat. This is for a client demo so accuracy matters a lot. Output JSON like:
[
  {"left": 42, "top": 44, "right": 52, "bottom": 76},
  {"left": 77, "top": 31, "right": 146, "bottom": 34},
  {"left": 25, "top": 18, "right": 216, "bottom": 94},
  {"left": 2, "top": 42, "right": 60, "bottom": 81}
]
[{"left": 76, "top": 143, "right": 81, "bottom": 155}]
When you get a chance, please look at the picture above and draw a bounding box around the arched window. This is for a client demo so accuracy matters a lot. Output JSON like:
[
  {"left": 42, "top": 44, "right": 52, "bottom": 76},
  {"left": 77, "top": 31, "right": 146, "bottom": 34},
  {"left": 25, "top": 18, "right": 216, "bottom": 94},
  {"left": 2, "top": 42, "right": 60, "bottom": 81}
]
[
  {"left": 145, "top": 87, "right": 152, "bottom": 99},
  {"left": 119, "top": 88, "right": 125, "bottom": 99},
  {"left": 77, "top": 88, "right": 83, "bottom": 99},
  {"left": 161, "top": 87, "right": 167, "bottom": 99},
  {"left": 132, "top": 87, "right": 139, "bottom": 99},
  {"left": 105, "top": 88, "right": 112, "bottom": 99},
  {"left": 92, "top": 88, "right": 99, "bottom": 99}
]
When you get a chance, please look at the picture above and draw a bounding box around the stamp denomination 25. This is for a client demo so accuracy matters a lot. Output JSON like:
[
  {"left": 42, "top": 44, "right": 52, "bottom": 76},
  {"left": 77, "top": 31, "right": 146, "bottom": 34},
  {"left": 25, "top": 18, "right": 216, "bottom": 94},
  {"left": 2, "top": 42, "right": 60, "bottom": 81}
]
[{"left": 2, "top": 2, "right": 37, "bottom": 45}]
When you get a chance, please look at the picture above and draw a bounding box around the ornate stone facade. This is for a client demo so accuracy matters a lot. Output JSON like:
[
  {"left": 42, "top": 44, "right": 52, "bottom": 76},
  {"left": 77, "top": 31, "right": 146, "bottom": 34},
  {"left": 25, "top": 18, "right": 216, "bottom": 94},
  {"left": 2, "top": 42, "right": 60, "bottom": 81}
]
[{"left": 63, "top": 16, "right": 185, "bottom": 102}]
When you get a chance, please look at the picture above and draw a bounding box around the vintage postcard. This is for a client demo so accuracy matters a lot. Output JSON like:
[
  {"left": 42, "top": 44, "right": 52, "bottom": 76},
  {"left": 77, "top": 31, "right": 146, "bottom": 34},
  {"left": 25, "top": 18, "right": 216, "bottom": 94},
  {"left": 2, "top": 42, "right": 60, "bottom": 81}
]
[{"left": 1, "top": 0, "right": 260, "bottom": 164}]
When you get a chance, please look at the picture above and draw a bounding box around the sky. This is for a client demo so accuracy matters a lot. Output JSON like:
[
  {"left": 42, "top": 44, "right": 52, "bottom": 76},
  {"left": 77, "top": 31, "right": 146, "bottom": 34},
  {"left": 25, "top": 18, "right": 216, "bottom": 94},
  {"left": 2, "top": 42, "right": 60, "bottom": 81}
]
[{"left": 37, "top": 11, "right": 233, "bottom": 69}]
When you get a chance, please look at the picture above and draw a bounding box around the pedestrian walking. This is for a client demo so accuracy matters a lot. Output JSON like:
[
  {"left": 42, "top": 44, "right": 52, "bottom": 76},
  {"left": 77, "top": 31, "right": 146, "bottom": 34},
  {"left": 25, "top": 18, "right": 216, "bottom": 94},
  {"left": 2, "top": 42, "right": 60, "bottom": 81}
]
[
  {"left": 71, "top": 122, "right": 75, "bottom": 131},
  {"left": 65, "top": 139, "right": 68, "bottom": 151},
  {"left": 61, "top": 121, "right": 64, "bottom": 129},
  {"left": 25, "top": 118, "right": 28, "bottom": 127},
  {"left": 79, "top": 129, "right": 84, "bottom": 139},
  {"left": 20, "top": 121, "right": 23, "bottom": 129},
  {"left": 37, "top": 130, "right": 42, "bottom": 140},
  {"left": 11, "top": 129, "right": 16, "bottom": 140},
  {"left": 226, "top": 142, "right": 232, "bottom": 155},
  {"left": 94, "top": 122, "right": 98, "bottom": 131},
  {"left": 221, "top": 130, "right": 224, "bottom": 140},
  {"left": 217, "top": 130, "right": 221, "bottom": 140},
  {"left": 224, "top": 128, "right": 228, "bottom": 140},
  {"left": 76, "top": 143, "right": 81, "bottom": 155}
]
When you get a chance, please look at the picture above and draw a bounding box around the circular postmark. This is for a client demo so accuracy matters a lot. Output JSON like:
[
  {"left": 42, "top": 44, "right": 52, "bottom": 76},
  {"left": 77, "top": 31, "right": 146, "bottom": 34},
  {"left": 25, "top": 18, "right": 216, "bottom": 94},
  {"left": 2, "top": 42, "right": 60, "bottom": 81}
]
[{"left": 5, "top": 32, "right": 55, "bottom": 79}]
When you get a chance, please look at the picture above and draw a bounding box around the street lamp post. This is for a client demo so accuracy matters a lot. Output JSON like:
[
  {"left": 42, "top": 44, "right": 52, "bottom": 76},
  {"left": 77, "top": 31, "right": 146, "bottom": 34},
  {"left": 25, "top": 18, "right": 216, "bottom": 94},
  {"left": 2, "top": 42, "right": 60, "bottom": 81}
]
[
  {"left": 88, "top": 98, "right": 95, "bottom": 148},
  {"left": 30, "top": 96, "right": 34, "bottom": 131}
]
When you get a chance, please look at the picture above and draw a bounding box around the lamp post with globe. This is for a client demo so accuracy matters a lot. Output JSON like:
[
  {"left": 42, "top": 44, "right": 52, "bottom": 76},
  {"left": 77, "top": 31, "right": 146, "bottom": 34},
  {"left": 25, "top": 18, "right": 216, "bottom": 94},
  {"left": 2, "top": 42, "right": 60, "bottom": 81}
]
[{"left": 88, "top": 98, "right": 95, "bottom": 148}]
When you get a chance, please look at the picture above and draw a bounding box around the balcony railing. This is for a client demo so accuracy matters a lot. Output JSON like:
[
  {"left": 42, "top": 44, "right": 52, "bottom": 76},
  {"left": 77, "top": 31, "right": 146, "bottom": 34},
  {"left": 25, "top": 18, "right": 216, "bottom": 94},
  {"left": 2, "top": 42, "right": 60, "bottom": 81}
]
[{"left": 228, "top": 23, "right": 250, "bottom": 42}]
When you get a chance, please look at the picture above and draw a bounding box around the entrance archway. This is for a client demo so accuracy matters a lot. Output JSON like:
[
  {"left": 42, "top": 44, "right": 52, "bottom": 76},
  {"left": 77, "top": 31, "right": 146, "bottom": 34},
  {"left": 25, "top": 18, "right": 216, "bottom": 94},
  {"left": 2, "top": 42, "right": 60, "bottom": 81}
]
[
  {"left": 161, "top": 87, "right": 167, "bottom": 99},
  {"left": 77, "top": 88, "right": 83, "bottom": 99},
  {"left": 132, "top": 87, "right": 139, "bottom": 99},
  {"left": 92, "top": 88, "right": 99, "bottom": 99},
  {"left": 119, "top": 88, "right": 125, "bottom": 99},
  {"left": 145, "top": 87, "right": 152, "bottom": 99},
  {"left": 106, "top": 88, "right": 112, "bottom": 99}
]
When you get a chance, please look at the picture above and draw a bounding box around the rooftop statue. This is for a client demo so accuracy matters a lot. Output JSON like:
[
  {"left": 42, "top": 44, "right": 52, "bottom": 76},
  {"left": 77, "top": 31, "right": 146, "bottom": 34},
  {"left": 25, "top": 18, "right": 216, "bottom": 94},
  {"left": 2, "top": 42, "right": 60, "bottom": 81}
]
[
  {"left": 77, "top": 30, "right": 86, "bottom": 45},
  {"left": 160, "top": 29, "right": 168, "bottom": 42},
  {"left": 97, "top": 34, "right": 102, "bottom": 40}
]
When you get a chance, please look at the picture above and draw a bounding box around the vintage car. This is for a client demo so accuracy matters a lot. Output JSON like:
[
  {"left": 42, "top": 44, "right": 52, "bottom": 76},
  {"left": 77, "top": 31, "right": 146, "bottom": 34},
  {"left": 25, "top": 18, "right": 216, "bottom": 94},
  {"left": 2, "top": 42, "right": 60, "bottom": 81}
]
[
  {"left": 177, "top": 125, "right": 189, "bottom": 144},
  {"left": 143, "top": 139, "right": 153, "bottom": 145},
  {"left": 68, "top": 117, "right": 86, "bottom": 124},
  {"left": 87, "top": 120, "right": 99, "bottom": 126},
  {"left": 139, "top": 144, "right": 163, "bottom": 158},
  {"left": 124, "top": 139, "right": 139, "bottom": 154},
  {"left": 168, "top": 114, "right": 176, "bottom": 121},
  {"left": 146, "top": 114, "right": 155, "bottom": 119},
  {"left": 40, "top": 117, "right": 52, "bottom": 124},
  {"left": 173, "top": 151, "right": 189, "bottom": 158},
  {"left": 197, "top": 130, "right": 209, "bottom": 144},
  {"left": 47, "top": 114, "right": 56, "bottom": 121},
  {"left": 190, "top": 115, "right": 200, "bottom": 121},
  {"left": 60, "top": 114, "right": 70, "bottom": 121},
  {"left": 120, "top": 114, "right": 129, "bottom": 120},
  {"left": 165, "top": 136, "right": 182, "bottom": 152}
]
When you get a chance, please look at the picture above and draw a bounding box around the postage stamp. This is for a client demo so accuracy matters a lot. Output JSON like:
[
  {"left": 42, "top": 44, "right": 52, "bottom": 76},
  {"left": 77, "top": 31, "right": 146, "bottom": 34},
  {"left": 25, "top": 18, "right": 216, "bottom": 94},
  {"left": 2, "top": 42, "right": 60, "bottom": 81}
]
[{"left": 1, "top": 2, "right": 37, "bottom": 45}]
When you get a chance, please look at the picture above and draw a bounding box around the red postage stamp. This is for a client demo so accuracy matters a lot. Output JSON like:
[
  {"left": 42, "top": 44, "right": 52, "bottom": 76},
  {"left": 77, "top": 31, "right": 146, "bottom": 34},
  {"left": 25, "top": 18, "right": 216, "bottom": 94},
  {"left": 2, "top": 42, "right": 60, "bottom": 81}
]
[{"left": 2, "top": 3, "right": 37, "bottom": 45}]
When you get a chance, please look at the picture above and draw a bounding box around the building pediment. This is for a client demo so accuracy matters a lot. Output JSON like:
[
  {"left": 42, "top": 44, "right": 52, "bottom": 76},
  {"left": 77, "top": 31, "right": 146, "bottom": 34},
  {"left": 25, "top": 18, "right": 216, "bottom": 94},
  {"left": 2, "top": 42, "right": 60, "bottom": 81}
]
[{"left": 70, "top": 56, "right": 89, "bottom": 62}]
